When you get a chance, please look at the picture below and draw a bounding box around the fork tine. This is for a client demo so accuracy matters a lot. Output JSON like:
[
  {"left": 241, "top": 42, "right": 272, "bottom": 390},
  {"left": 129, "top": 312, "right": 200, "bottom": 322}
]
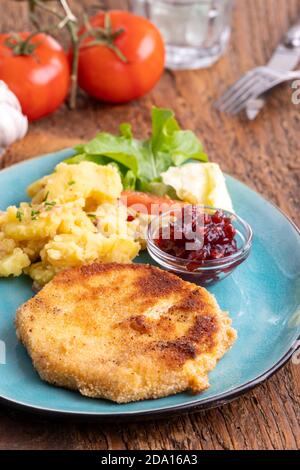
[
  {"left": 219, "top": 74, "right": 263, "bottom": 114},
  {"left": 215, "top": 77, "right": 249, "bottom": 109},
  {"left": 216, "top": 66, "right": 299, "bottom": 116},
  {"left": 215, "top": 71, "right": 257, "bottom": 110},
  {"left": 229, "top": 73, "right": 290, "bottom": 116},
  {"left": 216, "top": 73, "right": 260, "bottom": 112},
  {"left": 225, "top": 76, "right": 267, "bottom": 114},
  {"left": 228, "top": 80, "right": 269, "bottom": 115}
]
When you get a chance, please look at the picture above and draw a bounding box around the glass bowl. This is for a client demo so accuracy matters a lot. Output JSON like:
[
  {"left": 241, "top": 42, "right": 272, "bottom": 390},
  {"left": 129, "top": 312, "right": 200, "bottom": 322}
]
[{"left": 146, "top": 206, "right": 253, "bottom": 286}]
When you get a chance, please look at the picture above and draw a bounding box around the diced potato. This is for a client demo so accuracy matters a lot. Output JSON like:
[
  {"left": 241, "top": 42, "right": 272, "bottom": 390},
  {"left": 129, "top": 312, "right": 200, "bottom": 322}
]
[
  {"left": 28, "top": 162, "right": 122, "bottom": 206},
  {"left": 25, "top": 262, "right": 57, "bottom": 286},
  {"left": 2, "top": 201, "right": 96, "bottom": 242},
  {"left": 99, "top": 236, "right": 141, "bottom": 264},
  {"left": 41, "top": 232, "right": 140, "bottom": 270},
  {"left": 0, "top": 247, "right": 30, "bottom": 277},
  {"left": 19, "top": 239, "right": 49, "bottom": 261},
  {"left": 95, "top": 203, "right": 129, "bottom": 238},
  {"left": 3, "top": 203, "right": 62, "bottom": 241}
]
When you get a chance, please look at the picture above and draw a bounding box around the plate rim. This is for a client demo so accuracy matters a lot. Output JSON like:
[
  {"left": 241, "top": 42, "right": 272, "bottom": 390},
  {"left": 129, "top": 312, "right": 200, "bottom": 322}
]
[
  {"left": 0, "top": 149, "right": 299, "bottom": 420},
  {"left": 0, "top": 338, "right": 299, "bottom": 420}
]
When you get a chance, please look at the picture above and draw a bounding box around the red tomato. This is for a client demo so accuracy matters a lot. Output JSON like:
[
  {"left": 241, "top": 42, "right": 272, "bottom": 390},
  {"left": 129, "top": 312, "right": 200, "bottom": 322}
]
[
  {"left": 121, "top": 190, "right": 185, "bottom": 215},
  {"left": 77, "top": 11, "right": 165, "bottom": 103},
  {"left": 0, "top": 33, "right": 70, "bottom": 121}
]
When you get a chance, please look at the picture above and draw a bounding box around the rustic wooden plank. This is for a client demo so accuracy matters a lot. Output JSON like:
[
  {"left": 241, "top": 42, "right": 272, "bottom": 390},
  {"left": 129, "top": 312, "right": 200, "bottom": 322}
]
[{"left": 0, "top": 0, "right": 299, "bottom": 451}]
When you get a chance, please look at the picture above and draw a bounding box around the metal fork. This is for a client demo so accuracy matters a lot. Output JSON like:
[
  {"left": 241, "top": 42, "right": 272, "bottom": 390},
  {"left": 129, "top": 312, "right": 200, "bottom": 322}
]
[{"left": 215, "top": 67, "right": 300, "bottom": 115}]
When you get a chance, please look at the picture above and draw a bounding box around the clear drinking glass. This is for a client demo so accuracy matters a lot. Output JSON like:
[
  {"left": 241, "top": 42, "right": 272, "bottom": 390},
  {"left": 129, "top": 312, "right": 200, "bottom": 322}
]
[{"left": 130, "top": 0, "right": 234, "bottom": 70}]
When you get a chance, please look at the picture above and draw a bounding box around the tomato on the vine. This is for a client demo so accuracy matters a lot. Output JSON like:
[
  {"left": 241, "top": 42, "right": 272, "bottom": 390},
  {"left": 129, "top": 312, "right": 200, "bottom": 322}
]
[
  {"left": 0, "top": 33, "right": 70, "bottom": 121},
  {"left": 77, "top": 11, "right": 165, "bottom": 103}
]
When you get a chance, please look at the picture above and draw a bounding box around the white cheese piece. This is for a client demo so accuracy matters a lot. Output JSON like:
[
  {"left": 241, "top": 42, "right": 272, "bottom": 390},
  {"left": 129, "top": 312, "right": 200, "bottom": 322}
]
[{"left": 161, "top": 163, "right": 234, "bottom": 212}]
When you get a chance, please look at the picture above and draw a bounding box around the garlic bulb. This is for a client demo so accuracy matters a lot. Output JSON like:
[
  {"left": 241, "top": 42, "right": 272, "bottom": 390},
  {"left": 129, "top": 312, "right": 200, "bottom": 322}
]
[{"left": 0, "top": 81, "right": 28, "bottom": 156}]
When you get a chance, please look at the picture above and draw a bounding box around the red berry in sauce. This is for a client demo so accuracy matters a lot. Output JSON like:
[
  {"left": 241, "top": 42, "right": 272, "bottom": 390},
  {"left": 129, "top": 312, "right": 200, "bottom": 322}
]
[{"left": 155, "top": 206, "right": 238, "bottom": 271}]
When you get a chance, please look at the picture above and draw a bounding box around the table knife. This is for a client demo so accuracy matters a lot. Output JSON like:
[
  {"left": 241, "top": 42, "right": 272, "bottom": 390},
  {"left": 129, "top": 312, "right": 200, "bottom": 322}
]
[{"left": 246, "top": 19, "right": 300, "bottom": 120}]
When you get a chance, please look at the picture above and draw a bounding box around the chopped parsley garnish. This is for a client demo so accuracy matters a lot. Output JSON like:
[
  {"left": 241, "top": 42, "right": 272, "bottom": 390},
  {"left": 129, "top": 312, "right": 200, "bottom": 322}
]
[
  {"left": 44, "top": 200, "right": 56, "bottom": 210},
  {"left": 16, "top": 210, "right": 24, "bottom": 222},
  {"left": 87, "top": 213, "right": 97, "bottom": 219},
  {"left": 43, "top": 191, "right": 50, "bottom": 202},
  {"left": 44, "top": 201, "right": 56, "bottom": 207},
  {"left": 68, "top": 180, "right": 76, "bottom": 186},
  {"left": 31, "top": 210, "right": 40, "bottom": 220}
]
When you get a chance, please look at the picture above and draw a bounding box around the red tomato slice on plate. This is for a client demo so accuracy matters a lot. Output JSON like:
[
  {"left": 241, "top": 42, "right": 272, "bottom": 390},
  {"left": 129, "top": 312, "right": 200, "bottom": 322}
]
[{"left": 121, "top": 190, "right": 185, "bottom": 216}]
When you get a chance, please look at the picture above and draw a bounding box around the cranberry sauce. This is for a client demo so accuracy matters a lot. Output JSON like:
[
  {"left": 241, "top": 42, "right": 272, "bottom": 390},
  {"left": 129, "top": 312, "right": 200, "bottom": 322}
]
[{"left": 155, "top": 206, "right": 238, "bottom": 271}]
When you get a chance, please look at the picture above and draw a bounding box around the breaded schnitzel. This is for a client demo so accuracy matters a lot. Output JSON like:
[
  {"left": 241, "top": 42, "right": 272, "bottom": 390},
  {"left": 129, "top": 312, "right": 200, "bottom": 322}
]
[{"left": 16, "top": 263, "right": 237, "bottom": 403}]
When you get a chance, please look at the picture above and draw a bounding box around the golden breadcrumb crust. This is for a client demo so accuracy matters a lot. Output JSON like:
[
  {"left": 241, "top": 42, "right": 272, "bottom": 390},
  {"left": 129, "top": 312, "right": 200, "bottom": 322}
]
[{"left": 16, "top": 263, "right": 237, "bottom": 403}]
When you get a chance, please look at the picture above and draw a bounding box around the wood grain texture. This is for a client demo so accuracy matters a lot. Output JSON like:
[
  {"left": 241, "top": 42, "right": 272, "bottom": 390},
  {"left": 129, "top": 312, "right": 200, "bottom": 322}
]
[{"left": 0, "top": 0, "right": 300, "bottom": 451}]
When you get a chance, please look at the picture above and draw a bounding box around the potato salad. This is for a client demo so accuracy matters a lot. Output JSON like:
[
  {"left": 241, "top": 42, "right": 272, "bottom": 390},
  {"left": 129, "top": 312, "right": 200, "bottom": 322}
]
[{"left": 0, "top": 161, "right": 141, "bottom": 287}]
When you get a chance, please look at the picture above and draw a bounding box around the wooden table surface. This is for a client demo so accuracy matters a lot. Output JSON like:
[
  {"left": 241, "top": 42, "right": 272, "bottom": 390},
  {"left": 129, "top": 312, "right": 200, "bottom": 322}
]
[{"left": 1, "top": 0, "right": 300, "bottom": 451}]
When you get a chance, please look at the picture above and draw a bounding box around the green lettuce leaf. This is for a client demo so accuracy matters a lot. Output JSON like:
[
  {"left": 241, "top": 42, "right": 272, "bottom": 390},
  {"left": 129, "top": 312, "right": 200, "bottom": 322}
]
[{"left": 66, "top": 107, "right": 208, "bottom": 193}]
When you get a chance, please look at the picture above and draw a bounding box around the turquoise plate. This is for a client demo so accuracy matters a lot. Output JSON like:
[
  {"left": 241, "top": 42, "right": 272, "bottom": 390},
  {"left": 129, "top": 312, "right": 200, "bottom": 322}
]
[{"left": 0, "top": 149, "right": 299, "bottom": 420}]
